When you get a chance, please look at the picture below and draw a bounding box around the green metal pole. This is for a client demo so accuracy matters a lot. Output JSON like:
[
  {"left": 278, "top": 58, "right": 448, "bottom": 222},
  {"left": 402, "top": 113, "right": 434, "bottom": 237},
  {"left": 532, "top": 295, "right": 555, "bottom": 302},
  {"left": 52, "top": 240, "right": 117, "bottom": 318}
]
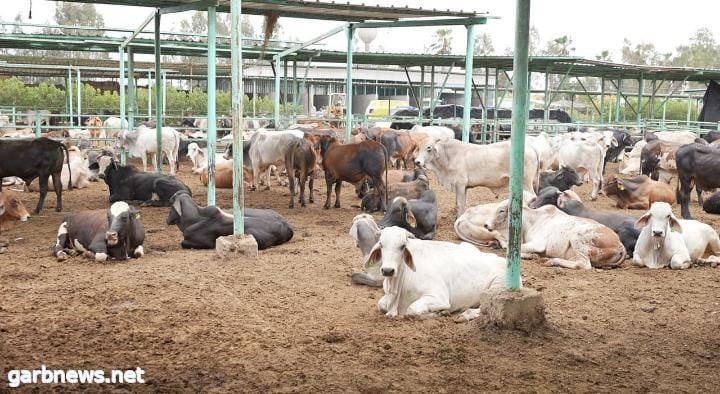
[
  {"left": 207, "top": 5, "right": 217, "bottom": 205},
  {"left": 147, "top": 71, "right": 152, "bottom": 121},
  {"left": 430, "top": 66, "right": 435, "bottom": 122},
  {"left": 162, "top": 71, "right": 167, "bottom": 116},
  {"left": 283, "top": 59, "right": 288, "bottom": 126},
  {"left": 636, "top": 75, "right": 644, "bottom": 128},
  {"left": 124, "top": 48, "right": 135, "bottom": 166},
  {"left": 462, "top": 23, "right": 475, "bottom": 142},
  {"left": 65, "top": 73, "right": 70, "bottom": 116},
  {"left": 76, "top": 68, "right": 81, "bottom": 126},
  {"left": 615, "top": 79, "right": 622, "bottom": 123},
  {"left": 543, "top": 70, "right": 549, "bottom": 131},
  {"left": 67, "top": 67, "right": 72, "bottom": 125},
  {"left": 34, "top": 111, "right": 41, "bottom": 137},
  {"left": 507, "top": 0, "right": 530, "bottom": 291},
  {"left": 119, "top": 47, "right": 126, "bottom": 139},
  {"left": 154, "top": 11, "right": 163, "bottom": 173},
  {"left": 419, "top": 66, "right": 425, "bottom": 123},
  {"left": 687, "top": 95, "right": 692, "bottom": 123},
  {"left": 650, "top": 78, "right": 657, "bottom": 120},
  {"left": 599, "top": 77, "right": 605, "bottom": 124},
  {"left": 345, "top": 24, "right": 354, "bottom": 143},
  {"left": 274, "top": 57, "right": 281, "bottom": 129},
  {"left": 292, "top": 60, "right": 297, "bottom": 123},
  {"left": 482, "top": 68, "right": 489, "bottom": 143},
  {"left": 231, "top": 0, "right": 244, "bottom": 235},
  {"left": 494, "top": 68, "right": 500, "bottom": 142}
]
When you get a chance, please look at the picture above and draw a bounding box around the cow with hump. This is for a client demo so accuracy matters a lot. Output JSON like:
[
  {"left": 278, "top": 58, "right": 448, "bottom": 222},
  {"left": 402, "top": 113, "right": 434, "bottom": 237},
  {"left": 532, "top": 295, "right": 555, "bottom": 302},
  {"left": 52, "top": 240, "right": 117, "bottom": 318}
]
[{"left": 53, "top": 201, "right": 146, "bottom": 262}]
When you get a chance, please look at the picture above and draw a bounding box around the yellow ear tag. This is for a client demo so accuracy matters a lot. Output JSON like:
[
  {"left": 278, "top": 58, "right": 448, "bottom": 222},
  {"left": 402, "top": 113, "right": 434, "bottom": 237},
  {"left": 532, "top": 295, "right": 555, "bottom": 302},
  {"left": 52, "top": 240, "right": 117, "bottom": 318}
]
[
  {"left": 367, "top": 259, "right": 378, "bottom": 268},
  {"left": 134, "top": 212, "right": 141, "bottom": 219},
  {"left": 618, "top": 184, "right": 625, "bottom": 190}
]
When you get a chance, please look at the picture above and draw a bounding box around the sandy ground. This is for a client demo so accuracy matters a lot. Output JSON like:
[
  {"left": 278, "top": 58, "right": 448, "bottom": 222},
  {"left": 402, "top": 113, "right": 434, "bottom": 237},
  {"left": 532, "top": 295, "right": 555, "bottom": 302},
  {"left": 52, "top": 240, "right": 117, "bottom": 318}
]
[{"left": 2, "top": 160, "right": 720, "bottom": 392}]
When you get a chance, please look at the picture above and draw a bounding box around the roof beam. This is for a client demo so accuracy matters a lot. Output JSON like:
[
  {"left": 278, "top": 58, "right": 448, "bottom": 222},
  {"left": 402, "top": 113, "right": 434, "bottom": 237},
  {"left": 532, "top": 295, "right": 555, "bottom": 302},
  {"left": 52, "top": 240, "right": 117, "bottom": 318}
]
[
  {"left": 122, "top": 10, "right": 157, "bottom": 48},
  {"left": 356, "top": 16, "right": 488, "bottom": 29},
  {"left": 160, "top": 0, "right": 219, "bottom": 15}
]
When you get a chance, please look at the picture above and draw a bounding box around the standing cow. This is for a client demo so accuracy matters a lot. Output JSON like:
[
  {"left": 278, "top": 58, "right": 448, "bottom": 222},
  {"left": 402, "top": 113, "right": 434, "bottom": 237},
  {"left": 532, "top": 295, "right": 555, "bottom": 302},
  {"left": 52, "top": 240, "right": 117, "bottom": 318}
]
[{"left": 117, "top": 125, "right": 181, "bottom": 175}]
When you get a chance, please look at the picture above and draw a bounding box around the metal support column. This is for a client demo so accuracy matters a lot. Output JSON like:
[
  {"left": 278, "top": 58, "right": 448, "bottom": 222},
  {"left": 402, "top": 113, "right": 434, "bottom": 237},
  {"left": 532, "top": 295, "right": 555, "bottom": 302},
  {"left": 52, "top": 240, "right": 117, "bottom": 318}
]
[
  {"left": 507, "top": 0, "right": 530, "bottom": 290},
  {"left": 650, "top": 78, "right": 657, "bottom": 119},
  {"left": 430, "top": 66, "right": 435, "bottom": 121},
  {"left": 419, "top": 66, "right": 425, "bottom": 123},
  {"left": 482, "top": 68, "right": 489, "bottom": 143},
  {"left": 636, "top": 74, "right": 644, "bottom": 127},
  {"left": 154, "top": 11, "right": 163, "bottom": 173},
  {"left": 345, "top": 24, "right": 354, "bottom": 142},
  {"left": 147, "top": 71, "right": 152, "bottom": 121},
  {"left": 206, "top": 5, "right": 217, "bottom": 205},
  {"left": 119, "top": 46, "right": 126, "bottom": 148},
  {"left": 274, "top": 57, "right": 281, "bottom": 128},
  {"left": 231, "top": 0, "right": 244, "bottom": 235},
  {"left": 76, "top": 68, "right": 81, "bottom": 126},
  {"left": 615, "top": 79, "right": 622, "bottom": 122},
  {"left": 543, "top": 70, "right": 549, "bottom": 131},
  {"left": 462, "top": 23, "right": 475, "bottom": 142},
  {"left": 283, "top": 59, "right": 288, "bottom": 125},
  {"left": 67, "top": 67, "right": 73, "bottom": 125},
  {"left": 292, "top": 60, "right": 297, "bottom": 122},
  {"left": 162, "top": 71, "right": 167, "bottom": 116},
  {"left": 125, "top": 48, "right": 135, "bottom": 166},
  {"left": 599, "top": 77, "right": 605, "bottom": 123}
]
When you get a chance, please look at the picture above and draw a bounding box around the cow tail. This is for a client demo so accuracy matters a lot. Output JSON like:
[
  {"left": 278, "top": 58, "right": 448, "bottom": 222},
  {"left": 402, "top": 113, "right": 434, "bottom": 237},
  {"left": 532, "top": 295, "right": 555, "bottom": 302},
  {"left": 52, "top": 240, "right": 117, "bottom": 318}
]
[
  {"left": 61, "top": 142, "right": 72, "bottom": 190},
  {"left": 381, "top": 144, "right": 389, "bottom": 208},
  {"left": 173, "top": 130, "right": 181, "bottom": 172}
]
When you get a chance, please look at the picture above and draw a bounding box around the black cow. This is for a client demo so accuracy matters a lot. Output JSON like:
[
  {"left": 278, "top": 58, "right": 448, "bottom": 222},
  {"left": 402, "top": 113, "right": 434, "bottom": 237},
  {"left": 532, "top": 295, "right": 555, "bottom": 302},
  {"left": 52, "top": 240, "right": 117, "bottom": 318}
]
[
  {"left": 530, "top": 187, "right": 639, "bottom": 255},
  {"left": 704, "top": 130, "right": 720, "bottom": 144},
  {"left": 0, "top": 138, "right": 71, "bottom": 213},
  {"left": 676, "top": 143, "right": 720, "bottom": 219},
  {"left": 166, "top": 191, "right": 293, "bottom": 250},
  {"left": 537, "top": 166, "right": 583, "bottom": 192},
  {"left": 102, "top": 162, "right": 191, "bottom": 207},
  {"left": 703, "top": 191, "right": 720, "bottom": 214},
  {"left": 378, "top": 190, "right": 437, "bottom": 240},
  {"left": 605, "top": 129, "right": 633, "bottom": 164},
  {"left": 53, "top": 201, "right": 146, "bottom": 262}
]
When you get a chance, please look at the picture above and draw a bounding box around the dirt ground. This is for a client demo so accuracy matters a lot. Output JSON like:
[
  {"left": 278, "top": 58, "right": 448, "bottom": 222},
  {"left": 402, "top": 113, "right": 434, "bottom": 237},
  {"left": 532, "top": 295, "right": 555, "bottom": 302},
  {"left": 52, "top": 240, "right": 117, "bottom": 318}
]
[{"left": 2, "top": 160, "right": 720, "bottom": 393}]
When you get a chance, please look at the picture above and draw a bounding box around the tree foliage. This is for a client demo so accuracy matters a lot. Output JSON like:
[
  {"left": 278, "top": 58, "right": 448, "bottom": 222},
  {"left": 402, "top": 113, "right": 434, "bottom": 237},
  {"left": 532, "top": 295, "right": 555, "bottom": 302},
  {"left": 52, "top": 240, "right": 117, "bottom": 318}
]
[
  {"left": 428, "top": 29, "right": 453, "bottom": 55},
  {"left": 473, "top": 33, "right": 495, "bottom": 56}
]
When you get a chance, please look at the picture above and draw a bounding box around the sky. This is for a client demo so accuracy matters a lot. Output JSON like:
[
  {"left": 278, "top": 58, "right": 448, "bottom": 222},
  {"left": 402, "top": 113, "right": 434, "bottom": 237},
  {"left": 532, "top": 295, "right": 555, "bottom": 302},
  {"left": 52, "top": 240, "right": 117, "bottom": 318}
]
[{"left": 2, "top": 0, "right": 720, "bottom": 62}]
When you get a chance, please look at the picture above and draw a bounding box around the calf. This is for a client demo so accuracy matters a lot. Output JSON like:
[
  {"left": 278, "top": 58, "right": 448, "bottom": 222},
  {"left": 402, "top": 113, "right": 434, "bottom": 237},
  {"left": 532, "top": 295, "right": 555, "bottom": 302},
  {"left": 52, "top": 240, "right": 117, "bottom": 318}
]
[
  {"left": 0, "top": 138, "right": 71, "bottom": 213},
  {"left": 53, "top": 201, "right": 145, "bottom": 262},
  {"left": 367, "top": 227, "right": 510, "bottom": 320},
  {"left": 285, "top": 137, "right": 318, "bottom": 208},
  {"left": 320, "top": 136, "right": 388, "bottom": 210},
  {"left": 166, "top": 192, "right": 293, "bottom": 250},
  {"left": 349, "top": 214, "right": 383, "bottom": 287},
  {"left": 0, "top": 191, "right": 29, "bottom": 232},
  {"left": 200, "top": 161, "right": 252, "bottom": 189},
  {"left": 633, "top": 202, "right": 720, "bottom": 269},
  {"left": 379, "top": 190, "right": 437, "bottom": 240},
  {"left": 361, "top": 175, "right": 429, "bottom": 212},
  {"left": 103, "top": 161, "right": 191, "bottom": 207},
  {"left": 537, "top": 166, "right": 582, "bottom": 192},
  {"left": 118, "top": 125, "right": 180, "bottom": 175},
  {"left": 485, "top": 200, "right": 626, "bottom": 269},
  {"left": 603, "top": 174, "right": 675, "bottom": 210},
  {"left": 186, "top": 142, "right": 230, "bottom": 174}
]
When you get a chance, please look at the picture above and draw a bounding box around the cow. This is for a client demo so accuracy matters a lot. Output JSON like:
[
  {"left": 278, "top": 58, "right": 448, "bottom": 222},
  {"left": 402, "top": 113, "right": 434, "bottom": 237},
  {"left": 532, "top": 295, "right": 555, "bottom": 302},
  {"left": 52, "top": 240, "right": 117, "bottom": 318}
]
[
  {"left": 319, "top": 136, "right": 388, "bottom": 210},
  {"left": 361, "top": 175, "right": 429, "bottom": 212},
  {"left": 180, "top": 117, "right": 208, "bottom": 131},
  {"left": 222, "top": 139, "right": 253, "bottom": 170},
  {"left": 409, "top": 125, "right": 454, "bottom": 141},
  {"left": 603, "top": 174, "right": 675, "bottom": 210},
  {"left": 178, "top": 139, "right": 207, "bottom": 170},
  {"left": 537, "top": 166, "right": 583, "bottom": 192},
  {"left": 620, "top": 140, "right": 647, "bottom": 175},
  {"left": 53, "top": 201, "right": 145, "bottom": 262},
  {"left": 527, "top": 132, "right": 555, "bottom": 171},
  {"left": 366, "top": 226, "right": 510, "bottom": 320},
  {"left": 676, "top": 143, "right": 720, "bottom": 219},
  {"left": 484, "top": 200, "right": 626, "bottom": 269},
  {"left": 285, "top": 137, "right": 318, "bottom": 209},
  {"left": 647, "top": 130, "right": 697, "bottom": 145},
  {"left": 103, "top": 117, "right": 128, "bottom": 138},
  {"left": 378, "top": 190, "right": 437, "bottom": 240},
  {"left": 83, "top": 116, "right": 104, "bottom": 140},
  {"left": 246, "top": 130, "right": 305, "bottom": 190},
  {"left": 0, "top": 191, "right": 29, "bottom": 232},
  {"left": 702, "top": 191, "right": 720, "bottom": 214},
  {"left": 529, "top": 187, "right": 639, "bottom": 256},
  {"left": 376, "top": 129, "right": 416, "bottom": 169},
  {"left": 640, "top": 139, "right": 682, "bottom": 182},
  {"left": 27, "top": 146, "right": 91, "bottom": 191},
  {"left": 166, "top": 191, "right": 293, "bottom": 250},
  {"left": 186, "top": 142, "right": 230, "bottom": 174},
  {"left": 704, "top": 130, "right": 720, "bottom": 144},
  {"left": 200, "top": 161, "right": 252, "bottom": 189},
  {"left": 605, "top": 129, "right": 633, "bottom": 163},
  {"left": 117, "top": 125, "right": 181, "bottom": 175},
  {"left": 349, "top": 214, "right": 383, "bottom": 287},
  {"left": 558, "top": 133, "right": 604, "bottom": 200},
  {"left": 102, "top": 161, "right": 191, "bottom": 207},
  {"left": 632, "top": 202, "right": 720, "bottom": 269},
  {"left": 415, "top": 139, "right": 538, "bottom": 216},
  {"left": 0, "top": 138, "right": 71, "bottom": 213}
]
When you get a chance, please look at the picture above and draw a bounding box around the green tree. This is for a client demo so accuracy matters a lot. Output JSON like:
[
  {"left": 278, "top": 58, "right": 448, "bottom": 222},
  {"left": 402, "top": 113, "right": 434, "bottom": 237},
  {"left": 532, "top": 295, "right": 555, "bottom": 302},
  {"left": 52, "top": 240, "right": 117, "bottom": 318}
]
[
  {"left": 620, "top": 39, "right": 669, "bottom": 65},
  {"left": 595, "top": 50, "right": 612, "bottom": 62},
  {"left": 428, "top": 29, "right": 453, "bottom": 55},
  {"left": 672, "top": 28, "right": 720, "bottom": 69},
  {"left": 543, "top": 35, "right": 575, "bottom": 56},
  {"left": 473, "top": 33, "right": 494, "bottom": 56}
]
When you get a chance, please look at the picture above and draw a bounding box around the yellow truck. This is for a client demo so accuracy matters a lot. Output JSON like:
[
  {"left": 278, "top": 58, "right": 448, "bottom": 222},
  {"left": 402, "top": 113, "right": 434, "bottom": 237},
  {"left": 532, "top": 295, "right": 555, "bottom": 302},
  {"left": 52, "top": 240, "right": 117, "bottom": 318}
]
[{"left": 365, "top": 99, "right": 410, "bottom": 119}]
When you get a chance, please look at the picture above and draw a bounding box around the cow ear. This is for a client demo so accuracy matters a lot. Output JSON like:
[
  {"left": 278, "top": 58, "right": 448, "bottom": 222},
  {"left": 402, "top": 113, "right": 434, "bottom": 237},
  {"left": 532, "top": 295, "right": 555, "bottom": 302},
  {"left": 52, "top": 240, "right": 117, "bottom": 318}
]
[
  {"left": 669, "top": 215, "right": 683, "bottom": 233},
  {"left": 617, "top": 179, "right": 625, "bottom": 191},
  {"left": 364, "top": 244, "right": 382, "bottom": 269},
  {"left": 129, "top": 207, "right": 141, "bottom": 219},
  {"left": 635, "top": 212, "right": 651, "bottom": 230},
  {"left": 405, "top": 209, "right": 417, "bottom": 228},
  {"left": 403, "top": 247, "right": 416, "bottom": 272}
]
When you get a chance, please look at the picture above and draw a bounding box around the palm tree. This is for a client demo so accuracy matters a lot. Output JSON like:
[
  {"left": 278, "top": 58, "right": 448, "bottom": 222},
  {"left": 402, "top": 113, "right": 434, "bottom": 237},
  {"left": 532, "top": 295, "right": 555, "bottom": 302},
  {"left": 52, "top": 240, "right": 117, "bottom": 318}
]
[{"left": 429, "top": 29, "right": 453, "bottom": 55}]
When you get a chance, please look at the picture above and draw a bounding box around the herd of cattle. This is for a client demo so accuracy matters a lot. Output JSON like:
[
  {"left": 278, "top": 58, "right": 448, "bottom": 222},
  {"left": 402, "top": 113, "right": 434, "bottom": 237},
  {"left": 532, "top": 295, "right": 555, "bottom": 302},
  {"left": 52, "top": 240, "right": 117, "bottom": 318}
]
[{"left": 4, "top": 114, "right": 720, "bottom": 320}]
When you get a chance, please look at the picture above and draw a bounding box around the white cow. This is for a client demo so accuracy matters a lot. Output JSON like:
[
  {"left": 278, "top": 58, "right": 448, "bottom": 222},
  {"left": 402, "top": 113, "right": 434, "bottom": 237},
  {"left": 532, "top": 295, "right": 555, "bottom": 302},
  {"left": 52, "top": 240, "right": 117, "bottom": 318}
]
[
  {"left": 454, "top": 191, "right": 537, "bottom": 247},
  {"left": 410, "top": 125, "right": 454, "bottom": 141},
  {"left": 248, "top": 129, "right": 304, "bottom": 190},
  {"left": 367, "top": 227, "right": 510, "bottom": 320},
  {"left": 27, "top": 146, "right": 91, "bottom": 191},
  {"left": 117, "top": 125, "right": 181, "bottom": 175},
  {"left": 620, "top": 140, "right": 647, "bottom": 175},
  {"left": 186, "top": 142, "right": 230, "bottom": 174},
  {"left": 650, "top": 130, "right": 697, "bottom": 145},
  {"left": 558, "top": 133, "right": 604, "bottom": 200},
  {"left": 632, "top": 202, "right": 720, "bottom": 269},
  {"left": 485, "top": 200, "right": 626, "bottom": 269},
  {"left": 349, "top": 214, "right": 383, "bottom": 287},
  {"left": 103, "top": 117, "right": 129, "bottom": 138},
  {"left": 527, "top": 132, "right": 554, "bottom": 171},
  {"left": 415, "top": 139, "right": 539, "bottom": 216}
]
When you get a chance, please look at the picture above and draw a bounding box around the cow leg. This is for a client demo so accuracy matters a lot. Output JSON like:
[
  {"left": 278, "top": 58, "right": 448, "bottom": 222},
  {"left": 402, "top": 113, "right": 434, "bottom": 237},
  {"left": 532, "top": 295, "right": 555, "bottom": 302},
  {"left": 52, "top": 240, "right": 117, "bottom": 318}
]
[
  {"left": 323, "top": 176, "right": 334, "bottom": 209},
  {"left": 35, "top": 175, "right": 49, "bottom": 213},
  {"left": 406, "top": 294, "right": 451, "bottom": 319},
  {"left": 697, "top": 186, "right": 704, "bottom": 206},
  {"left": 53, "top": 221, "right": 70, "bottom": 261},
  {"left": 546, "top": 257, "right": 592, "bottom": 270},
  {"left": 455, "top": 186, "right": 468, "bottom": 217},
  {"left": 168, "top": 151, "right": 176, "bottom": 176},
  {"left": 51, "top": 172, "right": 63, "bottom": 212},
  {"left": 299, "top": 173, "right": 308, "bottom": 207},
  {"left": 589, "top": 169, "right": 600, "bottom": 200},
  {"left": 87, "top": 238, "right": 109, "bottom": 262},
  {"left": 264, "top": 167, "right": 272, "bottom": 190},
  {"left": 670, "top": 254, "right": 692, "bottom": 270},
  {"left": 678, "top": 175, "right": 693, "bottom": 219},
  {"left": 288, "top": 170, "right": 296, "bottom": 209},
  {"left": 333, "top": 181, "right": 342, "bottom": 208},
  {"left": 142, "top": 153, "right": 149, "bottom": 172},
  {"left": 308, "top": 176, "right": 314, "bottom": 204}
]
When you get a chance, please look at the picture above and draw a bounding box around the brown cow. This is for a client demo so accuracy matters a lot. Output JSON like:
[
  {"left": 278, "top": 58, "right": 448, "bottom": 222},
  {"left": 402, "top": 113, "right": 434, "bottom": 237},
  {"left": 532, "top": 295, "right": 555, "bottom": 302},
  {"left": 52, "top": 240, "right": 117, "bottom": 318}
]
[
  {"left": 376, "top": 129, "right": 417, "bottom": 169},
  {"left": 319, "top": 136, "right": 388, "bottom": 210},
  {"left": 640, "top": 139, "right": 683, "bottom": 182},
  {"left": 603, "top": 174, "right": 675, "bottom": 209},
  {"left": 200, "top": 162, "right": 252, "bottom": 189},
  {"left": 85, "top": 116, "right": 103, "bottom": 139},
  {"left": 362, "top": 175, "right": 430, "bottom": 212},
  {"left": 0, "top": 191, "right": 30, "bottom": 232},
  {"left": 285, "top": 137, "right": 318, "bottom": 208}
]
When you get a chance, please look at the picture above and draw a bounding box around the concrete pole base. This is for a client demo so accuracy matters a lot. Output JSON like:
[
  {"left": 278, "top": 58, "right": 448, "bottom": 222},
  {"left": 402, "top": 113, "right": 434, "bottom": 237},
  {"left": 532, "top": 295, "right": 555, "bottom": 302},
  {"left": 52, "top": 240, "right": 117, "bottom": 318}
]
[
  {"left": 215, "top": 234, "right": 258, "bottom": 259},
  {"left": 474, "top": 288, "right": 546, "bottom": 332}
]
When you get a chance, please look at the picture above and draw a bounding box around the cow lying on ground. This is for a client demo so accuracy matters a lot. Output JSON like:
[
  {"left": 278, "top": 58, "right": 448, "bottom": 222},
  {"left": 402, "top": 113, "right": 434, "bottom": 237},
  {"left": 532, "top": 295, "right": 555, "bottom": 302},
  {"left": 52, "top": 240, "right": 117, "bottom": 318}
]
[
  {"left": 53, "top": 201, "right": 146, "bottom": 262},
  {"left": 118, "top": 125, "right": 180, "bottom": 175},
  {"left": 603, "top": 174, "right": 675, "bottom": 209},
  {"left": 0, "top": 138, "right": 71, "bottom": 213},
  {"left": 102, "top": 161, "right": 191, "bottom": 206},
  {"left": 633, "top": 202, "right": 720, "bottom": 269},
  {"left": 349, "top": 214, "right": 383, "bottom": 287},
  {"left": 200, "top": 161, "right": 252, "bottom": 189},
  {"left": 361, "top": 175, "right": 429, "bottom": 212},
  {"left": 702, "top": 191, "right": 720, "bottom": 214},
  {"left": 415, "top": 139, "right": 538, "bottom": 216},
  {"left": 166, "top": 191, "right": 293, "bottom": 249},
  {"left": 485, "top": 200, "right": 626, "bottom": 269},
  {"left": 537, "top": 166, "right": 582, "bottom": 192},
  {"left": 0, "top": 191, "right": 29, "bottom": 233},
  {"left": 529, "top": 187, "right": 639, "bottom": 256},
  {"left": 367, "top": 227, "right": 511, "bottom": 320},
  {"left": 379, "top": 190, "right": 437, "bottom": 240}
]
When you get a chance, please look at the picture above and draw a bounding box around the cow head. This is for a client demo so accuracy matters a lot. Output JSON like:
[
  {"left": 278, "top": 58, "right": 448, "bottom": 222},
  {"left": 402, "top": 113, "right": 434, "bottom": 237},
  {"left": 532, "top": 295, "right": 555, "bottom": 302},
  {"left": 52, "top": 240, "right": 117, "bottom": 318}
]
[
  {"left": 379, "top": 197, "right": 417, "bottom": 230},
  {"left": 222, "top": 143, "right": 233, "bottom": 161},
  {"left": 558, "top": 166, "right": 583, "bottom": 187},
  {"left": 106, "top": 201, "right": 140, "bottom": 248},
  {"left": 414, "top": 139, "right": 440, "bottom": 169},
  {"left": 635, "top": 202, "right": 682, "bottom": 250},
  {"left": 0, "top": 191, "right": 29, "bottom": 222},
  {"left": 166, "top": 191, "right": 192, "bottom": 226},
  {"left": 365, "top": 227, "right": 416, "bottom": 278},
  {"left": 484, "top": 200, "right": 510, "bottom": 232},
  {"left": 318, "top": 135, "right": 339, "bottom": 157},
  {"left": 602, "top": 174, "right": 623, "bottom": 195},
  {"left": 529, "top": 187, "right": 562, "bottom": 209},
  {"left": 101, "top": 158, "right": 123, "bottom": 195},
  {"left": 84, "top": 116, "right": 102, "bottom": 128}
]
